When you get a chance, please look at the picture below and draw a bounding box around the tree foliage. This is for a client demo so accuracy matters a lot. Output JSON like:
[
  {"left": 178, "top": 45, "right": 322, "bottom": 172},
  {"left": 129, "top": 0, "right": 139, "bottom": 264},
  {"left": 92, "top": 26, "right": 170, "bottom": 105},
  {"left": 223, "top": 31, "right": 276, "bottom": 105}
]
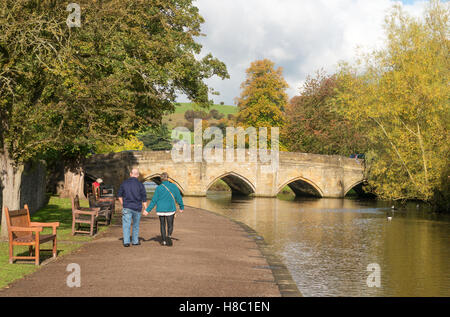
[
  {"left": 0, "top": 0, "right": 229, "bottom": 235},
  {"left": 184, "top": 109, "right": 211, "bottom": 121},
  {"left": 334, "top": 0, "right": 449, "bottom": 208},
  {"left": 0, "top": 0, "right": 229, "bottom": 164},
  {"left": 209, "top": 108, "right": 224, "bottom": 120},
  {"left": 235, "top": 59, "right": 288, "bottom": 128},
  {"left": 137, "top": 124, "right": 172, "bottom": 151},
  {"left": 96, "top": 133, "right": 144, "bottom": 154},
  {"left": 282, "top": 70, "right": 368, "bottom": 155}
]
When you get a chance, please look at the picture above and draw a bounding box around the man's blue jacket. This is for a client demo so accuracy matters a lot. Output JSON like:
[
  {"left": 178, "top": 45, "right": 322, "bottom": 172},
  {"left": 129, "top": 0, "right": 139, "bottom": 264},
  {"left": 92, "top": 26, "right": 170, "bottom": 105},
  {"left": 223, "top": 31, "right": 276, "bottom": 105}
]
[{"left": 117, "top": 177, "right": 147, "bottom": 212}]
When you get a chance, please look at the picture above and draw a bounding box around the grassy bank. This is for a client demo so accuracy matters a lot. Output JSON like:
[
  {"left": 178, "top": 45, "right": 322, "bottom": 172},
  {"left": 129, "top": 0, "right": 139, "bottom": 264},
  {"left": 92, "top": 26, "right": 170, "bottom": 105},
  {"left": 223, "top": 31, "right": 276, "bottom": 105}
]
[{"left": 0, "top": 196, "right": 111, "bottom": 289}]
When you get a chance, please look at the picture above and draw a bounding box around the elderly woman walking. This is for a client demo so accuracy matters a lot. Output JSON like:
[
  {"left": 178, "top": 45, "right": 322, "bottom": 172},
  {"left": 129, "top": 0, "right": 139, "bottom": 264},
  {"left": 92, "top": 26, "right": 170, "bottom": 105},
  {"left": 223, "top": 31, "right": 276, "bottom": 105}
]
[{"left": 143, "top": 172, "right": 184, "bottom": 246}]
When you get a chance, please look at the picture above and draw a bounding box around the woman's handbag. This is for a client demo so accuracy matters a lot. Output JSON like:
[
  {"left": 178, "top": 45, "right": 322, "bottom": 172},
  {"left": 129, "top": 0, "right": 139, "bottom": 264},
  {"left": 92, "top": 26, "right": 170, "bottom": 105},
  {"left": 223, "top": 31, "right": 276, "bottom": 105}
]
[{"left": 161, "top": 183, "right": 180, "bottom": 216}]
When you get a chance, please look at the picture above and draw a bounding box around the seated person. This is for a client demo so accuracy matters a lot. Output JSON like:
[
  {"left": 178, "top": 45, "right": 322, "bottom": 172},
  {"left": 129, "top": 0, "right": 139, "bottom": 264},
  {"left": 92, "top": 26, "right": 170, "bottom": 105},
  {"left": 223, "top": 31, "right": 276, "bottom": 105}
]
[{"left": 93, "top": 178, "right": 103, "bottom": 197}]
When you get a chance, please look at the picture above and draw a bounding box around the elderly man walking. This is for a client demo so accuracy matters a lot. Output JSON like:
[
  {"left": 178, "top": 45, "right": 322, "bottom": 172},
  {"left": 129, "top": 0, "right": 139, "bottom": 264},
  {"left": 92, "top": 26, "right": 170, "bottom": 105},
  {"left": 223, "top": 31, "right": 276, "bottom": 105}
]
[{"left": 117, "top": 168, "right": 148, "bottom": 247}]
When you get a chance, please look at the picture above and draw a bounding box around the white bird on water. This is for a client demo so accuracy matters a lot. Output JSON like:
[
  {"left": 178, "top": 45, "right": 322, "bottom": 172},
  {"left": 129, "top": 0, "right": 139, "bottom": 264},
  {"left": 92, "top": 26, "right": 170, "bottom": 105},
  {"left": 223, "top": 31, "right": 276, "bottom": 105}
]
[{"left": 387, "top": 205, "right": 395, "bottom": 221}]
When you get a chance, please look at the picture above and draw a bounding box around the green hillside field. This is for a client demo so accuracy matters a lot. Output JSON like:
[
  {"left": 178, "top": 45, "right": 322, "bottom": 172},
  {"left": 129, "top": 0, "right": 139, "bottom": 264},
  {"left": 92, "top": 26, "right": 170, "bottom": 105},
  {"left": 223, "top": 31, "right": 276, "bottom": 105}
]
[
  {"left": 163, "top": 102, "right": 238, "bottom": 129},
  {"left": 173, "top": 102, "right": 237, "bottom": 115}
]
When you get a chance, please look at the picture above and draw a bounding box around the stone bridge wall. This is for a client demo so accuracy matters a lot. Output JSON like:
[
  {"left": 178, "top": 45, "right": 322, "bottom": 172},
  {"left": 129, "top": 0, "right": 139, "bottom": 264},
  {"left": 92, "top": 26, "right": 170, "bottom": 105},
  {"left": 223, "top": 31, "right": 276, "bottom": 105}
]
[{"left": 84, "top": 150, "right": 365, "bottom": 198}]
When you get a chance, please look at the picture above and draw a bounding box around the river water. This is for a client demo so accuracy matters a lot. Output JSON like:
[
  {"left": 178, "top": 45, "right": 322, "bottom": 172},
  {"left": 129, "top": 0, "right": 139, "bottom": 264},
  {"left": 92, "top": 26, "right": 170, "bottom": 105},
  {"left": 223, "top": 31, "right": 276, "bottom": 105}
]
[{"left": 177, "top": 192, "right": 450, "bottom": 297}]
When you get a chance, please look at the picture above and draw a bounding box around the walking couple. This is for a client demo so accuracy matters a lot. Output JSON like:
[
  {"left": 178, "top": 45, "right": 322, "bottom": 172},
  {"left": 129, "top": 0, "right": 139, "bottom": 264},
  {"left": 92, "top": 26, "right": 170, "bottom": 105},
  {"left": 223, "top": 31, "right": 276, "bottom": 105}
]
[{"left": 117, "top": 168, "right": 184, "bottom": 247}]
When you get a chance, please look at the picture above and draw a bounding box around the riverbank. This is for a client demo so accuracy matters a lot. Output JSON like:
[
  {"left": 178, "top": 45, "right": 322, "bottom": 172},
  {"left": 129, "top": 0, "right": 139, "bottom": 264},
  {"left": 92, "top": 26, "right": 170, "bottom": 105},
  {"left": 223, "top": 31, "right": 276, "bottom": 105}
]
[{"left": 0, "top": 206, "right": 295, "bottom": 297}]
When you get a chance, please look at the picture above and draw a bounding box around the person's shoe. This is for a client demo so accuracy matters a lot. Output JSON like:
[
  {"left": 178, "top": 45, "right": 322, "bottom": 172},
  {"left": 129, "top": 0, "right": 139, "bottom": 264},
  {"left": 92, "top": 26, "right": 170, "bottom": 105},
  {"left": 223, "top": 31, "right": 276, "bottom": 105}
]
[
  {"left": 161, "top": 240, "right": 167, "bottom": 246},
  {"left": 132, "top": 242, "right": 141, "bottom": 246},
  {"left": 166, "top": 237, "right": 173, "bottom": 246},
  {"left": 123, "top": 243, "right": 130, "bottom": 247}
]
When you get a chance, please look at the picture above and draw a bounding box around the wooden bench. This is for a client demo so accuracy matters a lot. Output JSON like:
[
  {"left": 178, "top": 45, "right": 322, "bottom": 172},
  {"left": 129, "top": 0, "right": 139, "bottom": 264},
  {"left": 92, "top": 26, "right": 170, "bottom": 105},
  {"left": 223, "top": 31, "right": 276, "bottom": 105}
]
[
  {"left": 88, "top": 194, "right": 114, "bottom": 225},
  {"left": 4, "top": 205, "right": 59, "bottom": 266},
  {"left": 92, "top": 183, "right": 114, "bottom": 199},
  {"left": 71, "top": 195, "right": 100, "bottom": 236},
  {"left": 90, "top": 183, "right": 115, "bottom": 225}
]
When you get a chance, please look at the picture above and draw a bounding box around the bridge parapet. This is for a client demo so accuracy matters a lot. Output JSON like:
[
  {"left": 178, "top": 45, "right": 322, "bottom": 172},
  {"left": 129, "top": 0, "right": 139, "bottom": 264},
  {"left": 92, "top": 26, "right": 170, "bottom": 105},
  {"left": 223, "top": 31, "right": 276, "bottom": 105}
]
[{"left": 88, "top": 150, "right": 363, "bottom": 166}]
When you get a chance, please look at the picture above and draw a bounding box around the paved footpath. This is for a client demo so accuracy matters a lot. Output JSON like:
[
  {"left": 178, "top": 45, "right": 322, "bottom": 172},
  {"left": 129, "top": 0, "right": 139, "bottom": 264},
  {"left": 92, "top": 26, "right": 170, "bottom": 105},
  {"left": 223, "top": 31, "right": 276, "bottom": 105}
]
[{"left": 0, "top": 206, "right": 290, "bottom": 297}]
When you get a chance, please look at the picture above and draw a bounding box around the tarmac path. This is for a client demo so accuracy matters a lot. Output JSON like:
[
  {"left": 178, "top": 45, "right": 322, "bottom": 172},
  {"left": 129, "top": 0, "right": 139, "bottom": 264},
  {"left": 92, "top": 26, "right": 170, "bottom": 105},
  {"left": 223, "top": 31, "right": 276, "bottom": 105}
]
[{"left": 0, "top": 206, "right": 293, "bottom": 297}]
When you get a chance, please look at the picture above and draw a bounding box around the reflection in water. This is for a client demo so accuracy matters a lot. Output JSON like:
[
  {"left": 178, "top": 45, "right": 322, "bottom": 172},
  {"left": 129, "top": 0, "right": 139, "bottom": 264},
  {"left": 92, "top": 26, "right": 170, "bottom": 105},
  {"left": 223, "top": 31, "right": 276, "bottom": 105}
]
[{"left": 180, "top": 192, "right": 450, "bottom": 297}]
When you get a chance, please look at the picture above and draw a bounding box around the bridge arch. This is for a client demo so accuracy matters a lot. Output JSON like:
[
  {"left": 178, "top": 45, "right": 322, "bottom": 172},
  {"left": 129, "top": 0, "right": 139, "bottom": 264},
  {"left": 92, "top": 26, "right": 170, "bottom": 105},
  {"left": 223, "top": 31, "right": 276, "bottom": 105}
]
[
  {"left": 143, "top": 173, "right": 185, "bottom": 195},
  {"left": 277, "top": 177, "right": 324, "bottom": 198},
  {"left": 206, "top": 172, "right": 255, "bottom": 196},
  {"left": 344, "top": 180, "right": 370, "bottom": 197}
]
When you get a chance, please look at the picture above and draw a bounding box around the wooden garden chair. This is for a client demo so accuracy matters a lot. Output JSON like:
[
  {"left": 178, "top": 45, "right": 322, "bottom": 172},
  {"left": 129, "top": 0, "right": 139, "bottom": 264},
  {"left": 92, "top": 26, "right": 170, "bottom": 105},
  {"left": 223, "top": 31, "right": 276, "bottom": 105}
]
[
  {"left": 88, "top": 193, "right": 114, "bottom": 225},
  {"left": 4, "top": 204, "right": 59, "bottom": 266},
  {"left": 71, "top": 195, "right": 100, "bottom": 236}
]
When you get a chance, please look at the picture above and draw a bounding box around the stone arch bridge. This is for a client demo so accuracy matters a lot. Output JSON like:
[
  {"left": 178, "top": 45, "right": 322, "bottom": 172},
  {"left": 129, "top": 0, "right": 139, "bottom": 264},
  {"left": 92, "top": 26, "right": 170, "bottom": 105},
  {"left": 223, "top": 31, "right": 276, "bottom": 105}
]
[{"left": 84, "top": 150, "right": 365, "bottom": 198}]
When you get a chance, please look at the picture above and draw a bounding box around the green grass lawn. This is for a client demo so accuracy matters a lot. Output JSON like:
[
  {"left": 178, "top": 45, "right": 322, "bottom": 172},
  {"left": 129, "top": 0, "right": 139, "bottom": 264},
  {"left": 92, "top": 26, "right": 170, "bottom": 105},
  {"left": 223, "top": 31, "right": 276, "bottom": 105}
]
[
  {"left": 0, "top": 196, "right": 112, "bottom": 289},
  {"left": 0, "top": 242, "right": 82, "bottom": 289}
]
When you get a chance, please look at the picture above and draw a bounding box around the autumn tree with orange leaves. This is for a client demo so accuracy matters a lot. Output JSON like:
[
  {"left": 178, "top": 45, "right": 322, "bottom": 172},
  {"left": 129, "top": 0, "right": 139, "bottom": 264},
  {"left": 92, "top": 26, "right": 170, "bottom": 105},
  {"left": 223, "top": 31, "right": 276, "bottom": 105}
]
[{"left": 235, "top": 59, "right": 288, "bottom": 129}]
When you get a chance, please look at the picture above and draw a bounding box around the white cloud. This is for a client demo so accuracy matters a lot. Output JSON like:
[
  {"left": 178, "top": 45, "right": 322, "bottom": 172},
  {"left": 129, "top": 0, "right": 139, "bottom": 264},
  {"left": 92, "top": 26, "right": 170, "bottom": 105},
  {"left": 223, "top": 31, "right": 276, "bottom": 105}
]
[{"left": 177, "top": 0, "right": 428, "bottom": 105}]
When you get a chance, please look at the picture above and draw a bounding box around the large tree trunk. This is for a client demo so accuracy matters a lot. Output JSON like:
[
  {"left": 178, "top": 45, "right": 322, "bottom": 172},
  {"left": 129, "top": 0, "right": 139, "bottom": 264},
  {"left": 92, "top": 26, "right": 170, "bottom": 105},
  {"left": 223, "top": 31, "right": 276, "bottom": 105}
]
[
  {"left": 0, "top": 147, "right": 24, "bottom": 238},
  {"left": 60, "top": 166, "right": 85, "bottom": 199}
]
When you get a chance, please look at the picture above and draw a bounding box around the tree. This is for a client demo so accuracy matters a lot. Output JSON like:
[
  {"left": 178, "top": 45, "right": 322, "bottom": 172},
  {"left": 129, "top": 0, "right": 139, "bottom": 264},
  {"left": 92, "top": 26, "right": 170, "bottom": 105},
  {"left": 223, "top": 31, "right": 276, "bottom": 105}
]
[
  {"left": 334, "top": 0, "right": 449, "bottom": 208},
  {"left": 184, "top": 109, "right": 210, "bottom": 122},
  {"left": 96, "top": 133, "right": 144, "bottom": 154},
  {"left": 138, "top": 124, "right": 172, "bottom": 151},
  {"left": 0, "top": 0, "right": 229, "bottom": 236},
  {"left": 282, "top": 70, "right": 368, "bottom": 155},
  {"left": 235, "top": 59, "right": 288, "bottom": 128},
  {"left": 209, "top": 109, "right": 224, "bottom": 120}
]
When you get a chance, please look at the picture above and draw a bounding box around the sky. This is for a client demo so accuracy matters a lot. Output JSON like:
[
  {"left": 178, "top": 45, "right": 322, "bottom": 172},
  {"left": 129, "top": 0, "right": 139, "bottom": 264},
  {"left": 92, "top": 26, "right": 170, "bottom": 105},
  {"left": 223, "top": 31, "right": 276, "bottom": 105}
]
[{"left": 177, "top": 0, "right": 432, "bottom": 106}]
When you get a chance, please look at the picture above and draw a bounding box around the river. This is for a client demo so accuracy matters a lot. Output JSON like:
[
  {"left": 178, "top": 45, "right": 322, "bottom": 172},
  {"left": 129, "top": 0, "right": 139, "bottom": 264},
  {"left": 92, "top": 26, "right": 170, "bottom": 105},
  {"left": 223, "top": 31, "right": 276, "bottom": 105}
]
[{"left": 146, "top": 184, "right": 450, "bottom": 297}]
